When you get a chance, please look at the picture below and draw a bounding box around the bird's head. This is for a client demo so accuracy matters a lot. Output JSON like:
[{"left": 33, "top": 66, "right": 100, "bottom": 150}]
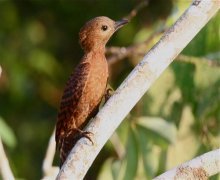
[{"left": 79, "top": 16, "right": 128, "bottom": 52}]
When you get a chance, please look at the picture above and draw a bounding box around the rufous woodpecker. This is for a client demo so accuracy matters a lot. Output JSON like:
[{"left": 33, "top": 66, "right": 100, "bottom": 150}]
[{"left": 55, "top": 16, "right": 128, "bottom": 166}]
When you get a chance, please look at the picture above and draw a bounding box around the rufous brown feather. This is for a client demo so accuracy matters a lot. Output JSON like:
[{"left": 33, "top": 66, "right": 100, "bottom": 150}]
[{"left": 55, "top": 16, "right": 128, "bottom": 166}]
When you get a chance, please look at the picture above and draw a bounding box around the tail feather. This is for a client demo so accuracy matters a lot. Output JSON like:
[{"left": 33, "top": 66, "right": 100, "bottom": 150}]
[{"left": 59, "top": 130, "right": 81, "bottom": 167}]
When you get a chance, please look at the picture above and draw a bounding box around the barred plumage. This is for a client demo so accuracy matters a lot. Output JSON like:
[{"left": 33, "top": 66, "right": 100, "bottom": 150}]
[{"left": 55, "top": 16, "right": 128, "bottom": 166}]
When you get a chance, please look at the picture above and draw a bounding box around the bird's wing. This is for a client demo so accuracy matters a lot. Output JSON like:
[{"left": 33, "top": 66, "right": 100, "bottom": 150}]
[{"left": 55, "top": 62, "right": 91, "bottom": 146}]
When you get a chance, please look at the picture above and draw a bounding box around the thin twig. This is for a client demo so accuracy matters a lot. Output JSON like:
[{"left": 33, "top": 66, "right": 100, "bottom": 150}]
[
  {"left": 107, "top": 32, "right": 219, "bottom": 67},
  {"left": 124, "top": 0, "right": 149, "bottom": 21},
  {"left": 42, "top": 130, "right": 59, "bottom": 180},
  {"left": 106, "top": 28, "right": 166, "bottom": 65},
  {"left": 154, "top": 148, "right": 220, "bottom": 179},
  {"left": 110, "top": 132, "right": 125, "bottom": 159},
  {"left": 0, "top": 66, "right": 14, "bottom": 180},
  {"left": 56, "top": 1, "right": 220, "bottom": 179},
  {"left": 0, "top": 138, "right": 15, "bottom": 180},
  {"left": 176, "top": 54, "right": 220, "bottom": 67}
]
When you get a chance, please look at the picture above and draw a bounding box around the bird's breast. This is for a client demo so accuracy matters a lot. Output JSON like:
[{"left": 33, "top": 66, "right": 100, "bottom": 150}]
[{"left": 86, "top": 56, "right": 108, "bottom": 107}]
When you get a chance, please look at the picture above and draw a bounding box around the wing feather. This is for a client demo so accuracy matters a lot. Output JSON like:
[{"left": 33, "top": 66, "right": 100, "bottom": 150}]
[{"left": 55, "top": 62, "right": 91, "bottom": 147}]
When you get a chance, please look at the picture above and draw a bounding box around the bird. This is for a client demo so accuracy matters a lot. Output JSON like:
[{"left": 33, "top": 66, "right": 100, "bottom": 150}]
[{"left": 55, "top": 16, "right": 128, "bottom": 166}]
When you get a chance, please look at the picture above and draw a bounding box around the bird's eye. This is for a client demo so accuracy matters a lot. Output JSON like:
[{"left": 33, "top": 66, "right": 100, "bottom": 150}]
[{"left": 101, "top": 25, "right": 108, "bottom": 31}]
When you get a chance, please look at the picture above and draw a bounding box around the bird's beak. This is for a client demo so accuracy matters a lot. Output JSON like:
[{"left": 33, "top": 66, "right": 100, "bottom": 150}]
[{"left": 114, "top": 19, "right": 129, "bottom": 31}]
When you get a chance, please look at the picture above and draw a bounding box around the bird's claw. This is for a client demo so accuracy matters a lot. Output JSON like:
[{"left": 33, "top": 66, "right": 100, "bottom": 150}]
[
  {"left": 105, "top": 88, "right": 114, "bottom": 102},
  {"left": 79, "top": 130, "right": 94, "bottom": 145}
]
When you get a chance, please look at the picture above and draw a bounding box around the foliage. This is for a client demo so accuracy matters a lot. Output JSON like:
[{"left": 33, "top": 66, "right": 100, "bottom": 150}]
[
  {"left": 0, "top": 0, "right": 219, "bottom": 179},
  {"left": 0, "top": 117, "right": 16, "bottom": 148}
]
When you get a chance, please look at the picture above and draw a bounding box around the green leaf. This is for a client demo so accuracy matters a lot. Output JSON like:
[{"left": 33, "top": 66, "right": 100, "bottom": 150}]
[
  {"left": 112, "top": 159, "right": 126, "bottom": 180},
  {"left": 197, "top": 80, "right": 220, "bottom": 120},
  {"left": 123, "top": 126, "right": 138, "bottom": 180},
  {"left": 136, "top": 117, "right": 177, "bottom": 144},
  {"left": 0, "top": 117, "right": 16, "bottom": 148},
  {"left": 183, "top": 13, "right": 220, "bottom": 56},
  {"left": 98, "top": 158, "right": 114, "bottom": 180},
  {"left": 137, "top": 128, "right": 159, "bottom": 179},
  {"left": 98, "top": 158, "right": 127, "bottom": 180}
]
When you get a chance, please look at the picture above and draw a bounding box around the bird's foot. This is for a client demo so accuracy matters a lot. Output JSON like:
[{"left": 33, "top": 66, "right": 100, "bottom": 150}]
[
  {"left": 105, "top": 88, "right": 114, "bottom": 103},
  {"left": 75, "top": 129, "right": 94, "bottom": 145}
]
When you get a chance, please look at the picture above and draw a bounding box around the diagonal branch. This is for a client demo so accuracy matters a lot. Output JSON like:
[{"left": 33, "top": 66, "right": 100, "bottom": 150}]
[
  {"left": 0, "top": 136, "right": 15, "bottom": 180},
  {"left": 106, "top": 28, "right": 166, "bottom": 65},
  {"left": 154, "top": 148, "right": 220, "bottom": 179},
  {"left": 0, "top": 67, "right": 15, "bottom": 180},
  {"left": 56, "top": 0, "right": 220, "bottom": 179},
  {"left": 176, "top": 54, "right": 220, "bottom": 67},
  {"left": 106, "top": 32, "right": 219, "bottom": 67},
  {"left": 42, "top": 130, "right": 59, "bottom": 180},
  {"left": 124, "top": 0, "right": 149, "bottom": 21}
]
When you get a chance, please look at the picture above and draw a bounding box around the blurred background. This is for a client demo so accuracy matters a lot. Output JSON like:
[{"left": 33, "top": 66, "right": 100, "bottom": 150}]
[{"left": 0, "top": 0, "right": 219, "bottom": 179}]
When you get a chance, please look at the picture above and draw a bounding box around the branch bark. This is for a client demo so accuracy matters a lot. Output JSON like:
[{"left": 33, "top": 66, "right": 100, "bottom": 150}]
[
  {"left": 154, "top": 148, "right": 220, "bottom": 179},
  {"left": 56, "top": 0, "right": 220, "bottom": 179},
  {"left": 42, "top": 130, "right": 59, "bottom": 180},
  {"left": 0, "top": 136, "right": 15, "bottom": 180},
  {"left": 124, "top": 0, "right": 149, "bottom": 21},
  {"left": 106, "top": 28, "right": 166, "bottom": 65},
  {"left": 177, "top": 54, "right": 220, "bottom": 67},
  {"left": 0, "top": 67, "right": 15, "bottom": 180}
]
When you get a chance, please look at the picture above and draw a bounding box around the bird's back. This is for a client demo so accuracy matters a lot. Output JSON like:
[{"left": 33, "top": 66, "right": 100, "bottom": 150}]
[
  {"left": 55, "top": 52, "right": 108, "bottom": 165},
  {"left": 55, "top": 15, "right": 128, "bottom": 167}
]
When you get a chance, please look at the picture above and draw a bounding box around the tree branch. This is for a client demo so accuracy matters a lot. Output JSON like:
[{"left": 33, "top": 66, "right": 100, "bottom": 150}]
[
  {"left": 106, "top": 33, "right": 219, "bottom": 67},
  {"left": 56, "top": 0, "right": 220, "bottom": 179},
  {"left": 42, "top": 130, "right": 59, "bottom": 180},
  {"left": 154, "top": 148, "right": 220, "bottom": 179},
  {"left": 106, "top": 28, "right": 166, "bottom": 65},
  {"left": 124, "top": 0, "right": 149, "bottom": 21},
  {"left": 0, "top": 67, "right": 15, "bottom": 180},
  {"left": 109, "top": 132, "right": 125, "bottom": 159},
  {"left": 177, "top": 54, "right": 220, "bottom": 67},
  {"left": 0, "top": 137, "right": 15, "bottom": 180}
]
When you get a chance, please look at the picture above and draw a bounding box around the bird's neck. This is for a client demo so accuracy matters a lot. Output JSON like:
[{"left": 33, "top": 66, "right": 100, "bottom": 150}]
[
  {"left": 84, "top": 46, "right": 106, "bottom": 58},
  {"left": 84, "top": 42, "right": 106, "bottom": 53},
  {"left": 81, "top": 47, "right": 107, "bottom": 66}
]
